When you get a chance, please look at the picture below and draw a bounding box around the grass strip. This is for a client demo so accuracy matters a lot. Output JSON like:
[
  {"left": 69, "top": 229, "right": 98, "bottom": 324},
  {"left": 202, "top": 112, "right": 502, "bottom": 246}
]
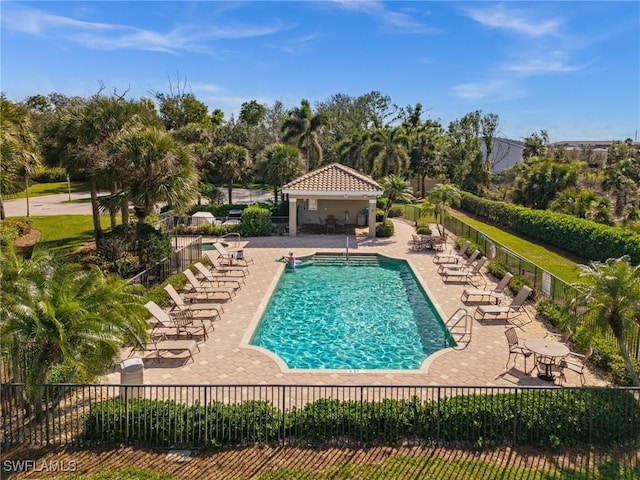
[
  {"left": 449, "top": 210, "right": 586, "bottom": 284},
  {"left": 6, "top": 182, "right": 89, "bottom": 199}
]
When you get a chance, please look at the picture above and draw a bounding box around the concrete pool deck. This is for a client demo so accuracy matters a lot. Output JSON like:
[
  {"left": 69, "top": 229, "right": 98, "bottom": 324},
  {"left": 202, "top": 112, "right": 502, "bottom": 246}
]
[{"left": 106, "top": 218, "right": 606, "bottom": 388}]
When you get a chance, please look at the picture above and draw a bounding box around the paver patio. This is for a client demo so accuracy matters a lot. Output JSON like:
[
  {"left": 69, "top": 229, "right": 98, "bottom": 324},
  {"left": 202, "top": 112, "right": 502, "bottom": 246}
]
[{"left": 105, "top": 219, "right": 606, "bottom": 388}]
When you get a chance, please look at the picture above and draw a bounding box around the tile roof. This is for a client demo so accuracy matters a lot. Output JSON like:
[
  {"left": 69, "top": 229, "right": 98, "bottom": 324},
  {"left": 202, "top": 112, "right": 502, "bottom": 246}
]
[{"left": 282, "top": 163, "right": 383, "bottom": 194}]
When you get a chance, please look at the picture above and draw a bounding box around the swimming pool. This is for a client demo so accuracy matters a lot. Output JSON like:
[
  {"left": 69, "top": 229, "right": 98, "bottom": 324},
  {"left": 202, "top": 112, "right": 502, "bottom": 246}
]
[{"left": 250, "top": 254, "right": 455, "bottom": 370}]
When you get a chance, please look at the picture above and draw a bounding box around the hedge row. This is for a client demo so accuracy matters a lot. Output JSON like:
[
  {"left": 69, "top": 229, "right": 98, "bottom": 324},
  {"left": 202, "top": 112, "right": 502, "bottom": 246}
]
[
  {"left": 84, "top": 389, "right": 640, "bottom": 448},
  {"left": 459, "top": 192, "right": 640, "bottom": 264}
]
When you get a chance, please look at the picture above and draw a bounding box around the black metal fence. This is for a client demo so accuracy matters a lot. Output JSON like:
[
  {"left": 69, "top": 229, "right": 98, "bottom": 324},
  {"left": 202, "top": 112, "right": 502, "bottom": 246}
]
[
  {"left": 397, "top": 205, "right": 640, "bottom": 362},
  {"left": 2, "top": 383, "right": 639, "bottom": 449},
  {"left": 127, "top": 235, "right": 203, "bottom": 289}
]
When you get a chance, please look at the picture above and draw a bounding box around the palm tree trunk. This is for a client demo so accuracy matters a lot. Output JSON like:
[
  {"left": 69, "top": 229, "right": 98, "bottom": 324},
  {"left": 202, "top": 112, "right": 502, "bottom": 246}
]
[
  {"left": 227, "top": 184, "right": 233, "bottom": 205},
  {"left": 0, "top": 195, "right": 5, "bottom": 220},
  {"left": 273, "top": 185, "right": 278, "bottom": 204},
  {"left": 121, "top": 196, "right": 130, "bottom": 227},
  {"left": 89, "top": 177, "right": 103, "bottom": 241},
  {"left": 616, "top": 335, "right": 640, "bottom": 387}
]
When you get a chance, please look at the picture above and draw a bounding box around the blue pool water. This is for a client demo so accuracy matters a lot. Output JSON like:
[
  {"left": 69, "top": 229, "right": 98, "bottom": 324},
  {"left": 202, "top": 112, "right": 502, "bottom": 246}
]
[{"left": 250, "top": 255, "right": 455, "bottom": 370}]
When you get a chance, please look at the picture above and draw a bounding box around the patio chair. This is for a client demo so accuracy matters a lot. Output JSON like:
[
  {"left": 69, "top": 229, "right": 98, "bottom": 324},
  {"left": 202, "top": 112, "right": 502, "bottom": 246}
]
[
  {"left": 145, "top": 301, "right": 208, "bottom": 340},
  {"left": 194, "top": 262, "right": 244, "bottom": 288},
  {"left": 183, "top": 269, "right": 235, "bottom": 299},
  {"left": 409, "top": 234, "right": 426, "bottom": 251},
  {"left": 504, "top": 327, "right": 533, "bottom": 372},
  {"left": 474, "top": 286, "right": 533, "bottom": 326},
  {"left": 441, "top": 256, "right": 487, "bottom": 285},
  {"left": 544, "top": 327, "right": 573, "bottom": 344},
  {"left": 146, "top": 334, "right": 200, "bottom": 364},
  {"left": 433, "top": 240, "right": 471, "bottom": 264},
  {"left": 437, "top": 249, "right": 480, "bottom": 274},
  {"left": 204, "top": 250, "right": 250, "bottom": 275},
  {"left": 461, "top": 272, "right": 513, "bottom": 304},
  {"left": 213, "top": 242, "right": 254, "bottom": 266},
  {"left": 557, "top": 346, "right": 592, "bottom": 385},
  {"left": 164, "top": 283, "right": 223, "bottom": 321}
]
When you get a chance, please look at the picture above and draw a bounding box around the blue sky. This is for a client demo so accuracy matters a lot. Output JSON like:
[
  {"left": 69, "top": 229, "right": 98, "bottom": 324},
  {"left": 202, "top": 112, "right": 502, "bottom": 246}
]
[{"left": 2, "top": 1, "right": 638, "bottom": 142}]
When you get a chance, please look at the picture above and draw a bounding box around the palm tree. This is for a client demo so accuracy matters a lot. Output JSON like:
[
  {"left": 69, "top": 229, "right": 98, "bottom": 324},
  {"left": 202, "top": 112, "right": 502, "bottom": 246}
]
[
  {"left": 338, "top": 131, "right": 370, "bottom": 171},
  {"left": 424, "top": 183, "right": 461, "bottom": 236},
  {"left": 364, "top": 126, "right": 410, "bottom": 177},
  {"left": 378, "top": 175, "right": 413, "bottom": 223},
  {"left": 0, "top": 98, "right": 42, "bottom": 219},
  {"left": 0, "top": 246, "right": 150, "bottom": 417},
  {"left": 107, "top": 126, "right": 198, "bottom": 223},
  {"left": 203, "top": 143, "right": 251, "bottom": 205},
  {"left": 571, "top": 256, "right": 640, "bottom": 387},
  {"left": 282, "top": 99, "right": 330, "bottom": 172},
  {"left": 257, "top": 143, "right": 301, "bottom": 203}
]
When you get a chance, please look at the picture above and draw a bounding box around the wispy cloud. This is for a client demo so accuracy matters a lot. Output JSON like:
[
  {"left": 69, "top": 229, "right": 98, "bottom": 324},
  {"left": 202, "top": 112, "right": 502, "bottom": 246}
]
[
  {"left": 1, "top": 4, "right": 287, "bottom": 53},
  {"left": 453, "top": 79, "right": 526, "bottom": 101},
  {"left": 332, "top": 0, "right": 439, "bottom": 34},
  {"left": 265, "top": 33, "right": 322, "bottom": 55},
  {"left": 502, "top": 51, "right": 586, "bottom": 75},
  {"left": 463, "top": 4, "right": 563, "bottom": 38}
]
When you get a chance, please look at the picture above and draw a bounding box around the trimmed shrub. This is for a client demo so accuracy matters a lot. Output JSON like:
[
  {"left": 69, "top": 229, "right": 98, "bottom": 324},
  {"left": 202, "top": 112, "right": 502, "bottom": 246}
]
[
  {"left": 1, "top": 216, "right": 32, "bottom": 236},
  {"left": 173, "top": 223, "right": 240, "bottom": 236},
  {"left": 375, "top": 208, "right": 384, "bottom": 222},
  {"left": 239, "top": 205, "right": 272, "bottom": 236},
  {"left": 84, "top": 389, "right": 640, "bottom": 448},
  {"left": 459, "top": 192, "right": 640, "bottom": 264},
  {"left": 415, "top": 226, "right": 432, "bottom": 235},
  {"left": 32, "top": 167, "right": 68, "bottom": 183},
  {"left": 376, "top": 219, "right": 394, "bottom": 238},
  {"left": 387, "top": 206, "right": 403, "bottom": 218},
  {"left": 145, "top": 272, "right": 189, "bottom": 307}
]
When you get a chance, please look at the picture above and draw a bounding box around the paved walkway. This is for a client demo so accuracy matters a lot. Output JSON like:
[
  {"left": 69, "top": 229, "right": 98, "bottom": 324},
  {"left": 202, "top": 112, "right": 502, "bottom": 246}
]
[{"left": 105, "top": 219, "right": 606, "bottom": 388}]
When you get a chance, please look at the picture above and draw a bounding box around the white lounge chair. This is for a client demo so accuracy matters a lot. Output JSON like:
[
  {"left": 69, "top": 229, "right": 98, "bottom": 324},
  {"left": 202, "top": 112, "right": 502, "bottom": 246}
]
[
  {"left": 437, "top": 249, "right": 480, "bottom": 274},
  {"left": 183, "top": 269, "right": 235, "bottom": 299},
  {"left": 441, "top": 256, "right": 487, "bottom": 285},
  {"left": 213, "top": 242, "right": 254, "bottom": 266},
  {"left": 203, "top": 251, "right": 249, "bottom": 276},
  {"left": 434, "top": 240, "right": 471, "bottom": 264},
  {"left": 164, "top": 284, "right": 223, "bottom": 321},
  {"left": 461, "top": 272, "right": 513, "bottom": 304},
  {"left": 474, "top": 286, "right": 533, "bottom": 326},
  {"left": 145, "top": 300, "right": 208, "bottom": 340},
  {"left": 194, "top": 262, "right": 244, "bottom": 288}
]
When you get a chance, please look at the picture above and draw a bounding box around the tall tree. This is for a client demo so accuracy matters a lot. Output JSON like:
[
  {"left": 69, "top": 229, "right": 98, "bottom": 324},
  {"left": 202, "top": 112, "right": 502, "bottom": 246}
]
[
  {"left": 239, "top": 100, "right": 267, "bottom": 127},
  {"left": 107, "top": 126, "right": 198, "bottom": 223},
  {"left": 512, "top": 160, "right": 580, "bottom": 209},
  {"left": 0, "top": 98, "right": 41, "bottom": 219},
  {"left": 257, "top": 143, "right": 301, "bottom": 203},
  {"left": 203, "top": 144, "right": 250, "bottom": 205},
  {"left": 364, "top": 126, "right": 410, "bottom": 177},
  {"left": 282, "top": 99, "right": 330, "bottom": 172},
  {"left": 571, "top": 256, "right": 640, "bottom": 387}
]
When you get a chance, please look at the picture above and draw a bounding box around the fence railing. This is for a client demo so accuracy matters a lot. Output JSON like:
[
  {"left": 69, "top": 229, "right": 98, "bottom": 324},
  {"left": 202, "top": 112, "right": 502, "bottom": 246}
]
[
  {"left": 127, "top": 235, "right": 203, "bottom": 289},
  {"left": 2, "top": 383, "right": 638, "bottom": 449}
]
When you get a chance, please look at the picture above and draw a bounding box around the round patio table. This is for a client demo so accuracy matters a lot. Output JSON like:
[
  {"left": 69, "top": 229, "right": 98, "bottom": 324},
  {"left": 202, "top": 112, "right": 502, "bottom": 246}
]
[{"left": 524, "top": 338, "right": 570, "bottom": 381}]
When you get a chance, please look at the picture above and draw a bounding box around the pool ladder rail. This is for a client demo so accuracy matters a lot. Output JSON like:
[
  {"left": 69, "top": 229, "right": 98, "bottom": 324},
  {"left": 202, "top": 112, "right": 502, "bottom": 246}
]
[{"left": 446, "top": 307, "right": 473, "bottom": 349}]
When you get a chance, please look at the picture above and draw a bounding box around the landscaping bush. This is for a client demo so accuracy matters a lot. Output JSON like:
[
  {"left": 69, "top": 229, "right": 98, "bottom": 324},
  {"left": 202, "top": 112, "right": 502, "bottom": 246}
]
[
  {"left": 387, "top": 206, "right": 403, "bottom": 218},
  {"left": 173, "top": 223, "right": 240, "bottom": 236},
  {"left": 487, "top": 260, "right": 509, "bottom": 279},
  {"left": 455, "top": 237, "right": 483, "bottom": 257},
  {"left": 239, "top": 205, "right": 272, "bottom": 236},
  {"left": 415, "top": 226, "right": 432, "bottom": 235},
  {"left": 1, "top": 216, "right": 33, "bottom": 236},
  {"left": 145, "top": 272, "right": 189, "bottom": 307},
  {"left": 84, "top": 389, "right": 640, "bottom": 448},
  {"left": 459, "top": 192, "right": 640, "bottom": 264},
  {"left": 376, "top": 219, "right": 394, "bottom": 238},
  {"left": 375, "top": 208, "right": 384, "bottom": 222},
  {"left": 32, "top": 167, "right": 68, "bottom": 183},
  {"left": 187, "top": 204, "right": 248, "bottom": 218}
]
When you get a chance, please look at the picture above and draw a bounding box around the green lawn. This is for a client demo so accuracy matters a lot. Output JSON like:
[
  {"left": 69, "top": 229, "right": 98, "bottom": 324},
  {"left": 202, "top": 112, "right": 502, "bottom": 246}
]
[
  {"left": 30, "top": 215, "right": 106, "bottom": 253},
  {"left": 449, "top": 210, "right": 585, "bottom": 284},
  {"left": 5, "top": 181, "right": 89, "bottom": 200}
]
